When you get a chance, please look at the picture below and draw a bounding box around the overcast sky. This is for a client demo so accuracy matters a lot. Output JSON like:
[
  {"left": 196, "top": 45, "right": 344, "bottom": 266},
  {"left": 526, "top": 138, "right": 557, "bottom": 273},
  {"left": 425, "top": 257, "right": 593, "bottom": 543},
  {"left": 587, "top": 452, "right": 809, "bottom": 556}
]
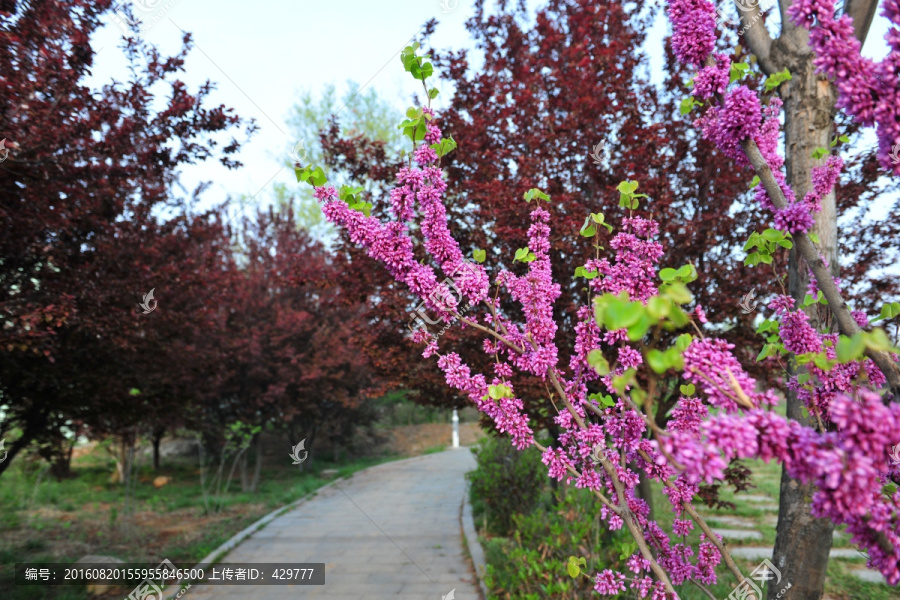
[{"left": 86, "top": 0, "right": 894, "bottom": 223}]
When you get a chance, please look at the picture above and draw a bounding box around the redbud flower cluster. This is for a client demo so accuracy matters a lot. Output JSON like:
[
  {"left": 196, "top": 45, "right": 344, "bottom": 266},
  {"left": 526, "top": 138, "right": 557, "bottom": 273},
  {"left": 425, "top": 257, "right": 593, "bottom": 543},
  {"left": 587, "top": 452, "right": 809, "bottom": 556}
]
[{"left": 312, "top": 99, "right": 899, "bottom": 592}]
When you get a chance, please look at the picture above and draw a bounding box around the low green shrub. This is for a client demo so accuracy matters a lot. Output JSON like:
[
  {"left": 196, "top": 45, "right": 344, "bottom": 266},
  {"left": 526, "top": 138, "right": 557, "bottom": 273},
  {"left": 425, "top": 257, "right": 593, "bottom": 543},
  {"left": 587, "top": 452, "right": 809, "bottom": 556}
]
[
  {"left": 466, "top": 434, "right": 546, "bottom": 536},
  {"left": 481, "top": 487, "right": 629, "bottom": 599},
  {"left": 467, "top": 435, "right": 630, "bottom": 599}
]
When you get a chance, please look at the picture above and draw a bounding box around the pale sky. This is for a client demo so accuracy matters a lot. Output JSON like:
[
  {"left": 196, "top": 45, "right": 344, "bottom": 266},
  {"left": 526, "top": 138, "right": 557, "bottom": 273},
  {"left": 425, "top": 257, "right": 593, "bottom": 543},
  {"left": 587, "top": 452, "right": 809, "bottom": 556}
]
[{"left": 86, "top": 0, "right": 895, "bottom": 223}]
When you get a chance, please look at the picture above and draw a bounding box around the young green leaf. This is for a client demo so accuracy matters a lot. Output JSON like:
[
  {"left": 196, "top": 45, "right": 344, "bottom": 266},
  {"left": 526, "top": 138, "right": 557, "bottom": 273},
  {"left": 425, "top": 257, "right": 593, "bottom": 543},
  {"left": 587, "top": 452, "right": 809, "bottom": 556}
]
[
  {"left": 587, "top": 349, "right": 610, "bottom": 375},
  {"left": 764, "top": 67, "right": 792, "bottom": 92},
  {"left": 680, "top": 96, "right": 700, "bottom": 115},
  {"left": 430, "top": 136, "right": 458, "bottom": 157},
  {"left": 514, "top": 247, "right": 536, "bottom": 263},
  {"left": 604, "top": 300, "right": 644, "bottom": 330},
  {"left": 575, "top": 266, "right": 598, "bottom": 280},
  {"left": 729, "top": 62, "right": 750, "bottom": 83},
  {"left": 523, "top": 188, "right": 551, "bottom": 202},
  {"left": 488, "top": 384, "right": 513, "bottom": 400}
]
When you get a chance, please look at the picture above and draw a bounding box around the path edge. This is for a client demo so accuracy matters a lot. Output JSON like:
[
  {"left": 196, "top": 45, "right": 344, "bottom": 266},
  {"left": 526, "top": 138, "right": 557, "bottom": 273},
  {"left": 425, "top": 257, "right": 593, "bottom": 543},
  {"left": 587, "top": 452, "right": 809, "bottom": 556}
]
[
  {"left": 160, "top": 474, "right": 347, "bottom": 600},
  {"left": 461, "top": 479, "right": 490, "bottom": 600},
  {"left": 159, "top": 451, "right": 459, "bottom": 599}
]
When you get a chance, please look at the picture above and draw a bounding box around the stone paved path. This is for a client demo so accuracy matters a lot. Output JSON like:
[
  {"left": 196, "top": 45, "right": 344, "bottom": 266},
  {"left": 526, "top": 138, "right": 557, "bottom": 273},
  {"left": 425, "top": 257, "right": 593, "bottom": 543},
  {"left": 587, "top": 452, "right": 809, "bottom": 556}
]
[
  {"left": 184, "top": 450, "right": 480, "bottom": 600},
  {"left": 699, "top": 494, "right": 886, "bottom": 583}
]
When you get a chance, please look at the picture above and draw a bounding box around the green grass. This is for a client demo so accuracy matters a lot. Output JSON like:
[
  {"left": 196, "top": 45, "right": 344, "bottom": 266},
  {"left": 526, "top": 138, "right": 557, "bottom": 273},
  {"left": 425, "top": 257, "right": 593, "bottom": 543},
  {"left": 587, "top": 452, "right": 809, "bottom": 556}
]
[{"left": 0, "top": 452, "right": 405, "bottom": 600}]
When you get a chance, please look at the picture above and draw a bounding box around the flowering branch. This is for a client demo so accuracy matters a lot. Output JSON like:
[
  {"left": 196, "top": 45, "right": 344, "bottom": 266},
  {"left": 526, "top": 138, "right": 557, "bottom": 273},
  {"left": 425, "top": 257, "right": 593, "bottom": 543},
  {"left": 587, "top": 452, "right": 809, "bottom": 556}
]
[
  {"left": 301, "top": 33, "right": 900, "bottom": 595},
  {"left": 739, "top": 137, "right": 900, "bottom": 396}
]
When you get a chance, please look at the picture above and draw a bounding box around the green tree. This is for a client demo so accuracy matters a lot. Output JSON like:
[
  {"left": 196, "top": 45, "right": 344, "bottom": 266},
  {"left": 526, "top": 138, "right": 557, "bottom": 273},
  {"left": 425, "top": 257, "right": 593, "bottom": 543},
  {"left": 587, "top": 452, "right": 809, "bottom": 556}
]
[{"left": 274, "top": 82, "right": 404, "bottom": 238}]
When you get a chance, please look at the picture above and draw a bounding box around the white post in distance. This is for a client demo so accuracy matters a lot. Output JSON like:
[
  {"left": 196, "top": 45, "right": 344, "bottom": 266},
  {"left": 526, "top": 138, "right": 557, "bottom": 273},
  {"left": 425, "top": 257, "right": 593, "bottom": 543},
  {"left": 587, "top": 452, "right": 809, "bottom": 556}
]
[{"left": 452, "top": 409, "right": 460, "bottom": 448}]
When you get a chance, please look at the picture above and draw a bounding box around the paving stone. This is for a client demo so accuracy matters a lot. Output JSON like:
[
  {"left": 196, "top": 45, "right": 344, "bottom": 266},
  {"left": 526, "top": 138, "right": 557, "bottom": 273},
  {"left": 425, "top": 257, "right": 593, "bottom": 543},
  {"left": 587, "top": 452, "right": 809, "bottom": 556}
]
[
  {"left": 829, "top": 548, "right": 866, "bottom": 559},
  {"left": 710, "top": 528, "right": 763, "bottom": 540},
  {"left": 706, "top": 516, "right": 758, "bottom": 528},
  {"left": 735, "top": 494, "right": 774, "bottom": 503},
  {"left": 725, "top": 546, "right": 870, "bottom": 562},
  {"left": 181, "top": 450, "right": 480, "bottom": 599},
  {"left": 727, "top": 547, "right": 773, "bottom": 561},
  {"left": 850, "top": 568, "right": 886, "bottom": 583}
]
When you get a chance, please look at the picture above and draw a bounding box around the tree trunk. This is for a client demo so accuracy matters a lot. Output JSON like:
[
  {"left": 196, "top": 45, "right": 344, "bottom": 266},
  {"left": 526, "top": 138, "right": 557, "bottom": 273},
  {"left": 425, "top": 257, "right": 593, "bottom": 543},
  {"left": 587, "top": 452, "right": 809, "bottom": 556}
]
[
  {"left": 108, "top": 432, "right": 137, "bottom": 485},
  {"left": 239, "top": 448, "right": 249, "bottom": 491},
  {"left": 300, "top": 426, "right": 317, "bottom": 472},
  {"left": 49, "top": 444, "right": 73, "bottom": 480},
  {"left": 636, "top": 464, "right": 654, "bottom": 523},
  {"left": 0, "top": 411, "right": 46, "bottom": 478},
  {"left": 240, "top": 434, "right": 263, "bottom": 492},
  {"left": 768, "top": 29, "right": 838, "bottom": 600},
  {"left": 250, "top": 434, "right": 262, "bottom": 492},
  {"left": 152, "top": 426, "right": 164, "bottom": 472}
]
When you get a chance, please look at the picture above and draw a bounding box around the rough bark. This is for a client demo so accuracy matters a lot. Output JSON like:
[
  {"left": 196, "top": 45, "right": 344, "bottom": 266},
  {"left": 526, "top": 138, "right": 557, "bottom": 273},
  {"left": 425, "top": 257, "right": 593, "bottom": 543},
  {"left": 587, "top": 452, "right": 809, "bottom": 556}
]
[{"left": 766, "top": 26, "right": 838, "bottom": 600}]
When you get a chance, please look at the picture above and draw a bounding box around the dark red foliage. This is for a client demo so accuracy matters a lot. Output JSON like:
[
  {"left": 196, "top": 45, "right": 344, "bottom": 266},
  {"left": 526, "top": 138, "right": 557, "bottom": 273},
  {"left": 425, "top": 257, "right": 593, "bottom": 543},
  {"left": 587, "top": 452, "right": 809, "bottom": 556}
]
[
  {"left": 196, "top": 205, "right": 377, "bottom": 453},
  {"left": 320, "top": 0, "right": 768, "bottom": 423},
  {"left": 319, "top": 0, "right": 891, "bottom": 434},
  {"left": 0, "top": 1, "right": 375, "bottom": 475}
]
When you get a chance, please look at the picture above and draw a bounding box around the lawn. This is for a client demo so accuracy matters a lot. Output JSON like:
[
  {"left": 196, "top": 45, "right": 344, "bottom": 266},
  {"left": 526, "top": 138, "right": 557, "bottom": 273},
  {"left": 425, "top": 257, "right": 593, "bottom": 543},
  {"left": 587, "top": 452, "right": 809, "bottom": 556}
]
[
  {"left": 0, "top": 449, "right": 407, "bottom": 600},
  {"left": 0, "top": 404, "right": 488, "bottom": 600}
]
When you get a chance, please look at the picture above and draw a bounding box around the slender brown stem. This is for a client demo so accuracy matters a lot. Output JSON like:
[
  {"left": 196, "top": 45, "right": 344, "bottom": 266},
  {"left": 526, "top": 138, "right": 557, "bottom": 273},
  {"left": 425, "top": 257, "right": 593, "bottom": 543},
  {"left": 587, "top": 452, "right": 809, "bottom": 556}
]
[
  {"left": 692, "top": 580, "right": 719, "bottom": 600},
  {"left": 457, "top": 314, "right": 525, "bottom": 354},
  {"left": 637, "top": 447, "right": 746, "bottom": 584},
  {"left": 533, "top": 441, "right": 620, "bottom": 514}
]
